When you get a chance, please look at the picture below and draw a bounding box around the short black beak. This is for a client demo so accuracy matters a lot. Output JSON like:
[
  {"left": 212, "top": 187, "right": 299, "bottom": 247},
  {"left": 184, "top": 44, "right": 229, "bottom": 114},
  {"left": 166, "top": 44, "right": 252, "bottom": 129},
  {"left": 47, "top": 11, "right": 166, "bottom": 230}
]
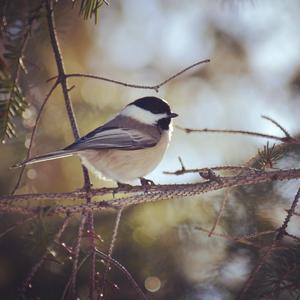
[{"left": 170, "top": 112, "right": 178, "bottom": 118}]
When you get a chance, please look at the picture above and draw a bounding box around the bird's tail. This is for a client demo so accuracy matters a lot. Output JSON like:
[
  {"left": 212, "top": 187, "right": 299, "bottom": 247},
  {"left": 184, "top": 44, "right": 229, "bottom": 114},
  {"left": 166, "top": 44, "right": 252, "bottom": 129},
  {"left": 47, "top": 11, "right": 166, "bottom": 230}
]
[{"left": 12, "top": 149, "right": 77, "bottom": 168}]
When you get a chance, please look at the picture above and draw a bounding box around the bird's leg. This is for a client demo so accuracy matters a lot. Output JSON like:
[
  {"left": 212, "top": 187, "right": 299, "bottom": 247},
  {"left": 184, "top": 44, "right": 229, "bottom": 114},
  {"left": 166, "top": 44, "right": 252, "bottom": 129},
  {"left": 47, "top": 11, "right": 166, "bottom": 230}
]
[
  {"left": 76, "top": 182, "right": 93, "bottom": 193},
  {"left": 113, "top": 182, "right": 133, "bottom": 197},
  {"left": 140, "top": 177, "right": 155, "bottom": 187},
  {"left": 117, "top": 182, "right": 133, "bottom": 189}
]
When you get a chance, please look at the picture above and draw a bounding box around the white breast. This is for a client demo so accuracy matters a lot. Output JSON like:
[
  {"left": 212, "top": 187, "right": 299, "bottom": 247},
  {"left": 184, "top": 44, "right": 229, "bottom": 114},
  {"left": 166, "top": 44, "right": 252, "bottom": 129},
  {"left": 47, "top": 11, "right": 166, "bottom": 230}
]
[{"left": 79, "top": 130, "right": 171, "bottom": 183}]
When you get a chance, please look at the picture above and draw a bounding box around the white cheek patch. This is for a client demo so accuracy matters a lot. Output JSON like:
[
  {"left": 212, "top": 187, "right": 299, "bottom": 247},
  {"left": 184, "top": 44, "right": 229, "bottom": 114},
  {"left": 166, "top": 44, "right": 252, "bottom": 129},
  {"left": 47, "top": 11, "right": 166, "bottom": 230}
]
[{"left": 120, "top": 105, "right": 168, "bottom": 125}]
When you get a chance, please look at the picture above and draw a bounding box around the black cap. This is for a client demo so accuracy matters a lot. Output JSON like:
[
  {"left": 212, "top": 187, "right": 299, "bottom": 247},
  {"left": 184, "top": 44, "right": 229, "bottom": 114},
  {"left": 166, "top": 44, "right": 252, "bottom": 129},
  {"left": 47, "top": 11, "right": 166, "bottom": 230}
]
[{"left": 130, "top": 96, "right": 171, "bottom": 115}]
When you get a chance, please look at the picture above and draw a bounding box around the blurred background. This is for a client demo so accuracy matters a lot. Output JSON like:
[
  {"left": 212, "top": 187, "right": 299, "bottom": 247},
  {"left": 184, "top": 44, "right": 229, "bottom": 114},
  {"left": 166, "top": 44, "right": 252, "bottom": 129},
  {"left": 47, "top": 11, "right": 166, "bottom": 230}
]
[{"left": 1, "top": 0, "right": 300, "bottom": 299}]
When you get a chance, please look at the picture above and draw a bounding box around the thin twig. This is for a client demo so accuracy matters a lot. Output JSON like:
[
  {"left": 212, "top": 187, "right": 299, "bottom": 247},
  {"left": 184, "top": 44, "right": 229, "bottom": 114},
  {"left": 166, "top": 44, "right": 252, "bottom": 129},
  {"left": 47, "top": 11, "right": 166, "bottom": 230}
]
[
  {"left": 237, "top": 243, "right": 278, "bottom": 300},
  {"left": 0, "top": 215, "right": 36, "bottom": 239},
  {"left": 87, "top": 211, "right": 96, "bottom": 300},
  {"left": 95, "top": 249, "right": 147, "bottom": 300},
  {"left": 176, "top": 125, "right": 300, "bottom": 144},
  {"left": 284, "top": 231, "right": 300, "bottom": 242},
  {"left": 101, "top": 207, "right": 124, "bottom": 297},
  {"left": 238, "top": 187, "right": 300, "bottom": 299},
  {"left": 69, "top": 212, "right": 87, "bottom": 299},
  {"left": 108, "top": 207, "right": 123, "bottom": 258},
  {"left": 164, "top": 165, "right": 260, "bottom": 176},
  {"left": 196, "top": 226, "right": 274, "bottom": 247},
  {"left": 264, "top": 282, "right": 300, "bottom": 300},
  {"left": 21, "top": 215, "right": 71, "bottom": 295},
  {"left": 276, "top": 187, "right": 300, "bottom": 240},
  {"left": 271, "top": 262, "right": 300, "bottom": 299},
  {"left": 11, "top": 81, "right": 58, "bottom": 194},
  {"left": 208, "top": 190, "right": 230, "bottom": 237},
  {"left": 47, "top": 59, "right": 210, "bottom": 92},
  {"left": 61, "top": 253, "right": 91, "bottom": 300},
  {"left": 261, "top": 115, "right": 291, "bottom": 138}
]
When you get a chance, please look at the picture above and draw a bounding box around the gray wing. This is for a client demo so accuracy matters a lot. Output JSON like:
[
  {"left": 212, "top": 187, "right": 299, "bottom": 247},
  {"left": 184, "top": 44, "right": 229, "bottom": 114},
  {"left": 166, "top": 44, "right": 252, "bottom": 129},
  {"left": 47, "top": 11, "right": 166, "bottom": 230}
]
[
  {"left": 13, "top": 123, "right": 159, "bottom": 168},
  {"left": 64, "top": 126, "right": 159, "bottom": 151}
]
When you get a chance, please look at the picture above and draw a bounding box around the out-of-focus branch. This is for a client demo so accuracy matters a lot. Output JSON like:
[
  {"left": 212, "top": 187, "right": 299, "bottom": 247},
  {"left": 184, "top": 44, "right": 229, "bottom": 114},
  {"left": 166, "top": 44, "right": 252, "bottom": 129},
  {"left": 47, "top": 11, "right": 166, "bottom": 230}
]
[
  {"left": 0, "top": 3, "right": 42, "bottom": 142},
  {"left": 196, "top": 226, "right": 275, "bottom": 247},
  {"left": 87, "top": 212, "right": 96, "bottom": 300},
  {"left": 208, "top": 190, "right": 230, "bottom": 236},
  {"left": 21, "top": 215, "right": 71, "bottom": 295},
  {"left": 95, "top": 249, "right": 147, "bottom": 300},
  {"left": 48, "top": 59, "right": 210, "bottom": 92},
  {"left": 101, "top": 207, "right": 124, "bottom": 297},
  {"left": 0, "top": 215, "right": 36, "bottom": 239},
  {"left": 237, "top": 187, "right": 300, "bottom": 299},
  {"left": 69, "top": 212, "right": 87, "bottom": 299},
  {"left": 61, "top": 253, "right": 91, "bottom": 300}
]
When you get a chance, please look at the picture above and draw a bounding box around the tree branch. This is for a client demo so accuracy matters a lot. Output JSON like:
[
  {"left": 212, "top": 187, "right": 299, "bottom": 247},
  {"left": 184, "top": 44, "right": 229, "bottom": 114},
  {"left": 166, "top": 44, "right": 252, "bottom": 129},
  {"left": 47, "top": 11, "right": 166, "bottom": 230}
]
[
  {"left": 2, "top": 168, "right": 300, "bottom": 216},
  {"left": 164, "top": 165, "right": 260, "bottom": 176},
  {"left": 21, "top": 215, "right": 71, "bottom": 295},
  {"left": 237, "top": 186, "right": 300, "bottom": 299},
  {"left": 44, "top": 0, "right": 91, "bottom": 189},
  {"left": 11, "top": 81, "right": 59, "bottom": 194},
  {"left": 95, "top": 249, "right": 147, "bottom": 300},
  {"left": 176, "top": 118, "right": 300, "bottom": 145},
  {"left": 48, "top": 59, "right": 210, "bottom": 92},
  {"left": 70, "top": 212, "right": 87, "bottom": 299},
  {"left": 101, "top": 207, "right": 124, "bottom": 297}
]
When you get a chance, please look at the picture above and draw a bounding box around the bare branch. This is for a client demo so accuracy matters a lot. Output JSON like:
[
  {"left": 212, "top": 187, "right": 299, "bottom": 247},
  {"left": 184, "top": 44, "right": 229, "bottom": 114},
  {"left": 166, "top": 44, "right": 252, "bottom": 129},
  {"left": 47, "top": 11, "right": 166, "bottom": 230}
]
[
  {"left": 109, "top": 207, "right": 123, "bottom": 257},
  {"left": 196, "top": 226, "right": 275, "bottom": 247},
  {"left": 69, "top": 212, "right": 87, "bottom": 299},
  {"left": 176, "top": 124, "right": 300, "bottom": 144},
  {"left": 21, "top": 215, "right": 71, "bottom": 295},
  {"left": 61, "top": 253, "right": 91, "bottom": 300},
  {"left": 276, "top": 187, "right": 300, "bottom": 240},
  {"left": 101, "top": 207, "right": 124, "bottom": 297},
  {"left": 208, "top": 190, "right": 230, "bottom": 237},
  {"left": 44, "top": 0, "right": 91, "bottom": 189},
  {"left": 95, "top": 249, "right": 148, "bottom": 300},
  {"left": 86, "top": 212, "right": 96, "bottom": 300},
  {"left": 237, "top": 244, "right": 278, "bottom": 299},
  {"left": 164, "top": 165, "right": 260, "bottom": 176},
  {"left": 0, "top": 215, "right": 36, "bottom": 239},
  {"left": 261, "top": 115, "right": 291, "bottom": 138},
  {"left": 238, "top": 187, "right": 300, "bottom": 299},
  {"left": 1, "top": 168, "right": 300, "bottom": 215},
  {"left": 47, "top": 59, "right": 210, "bottom": 92},
  {"left": 11, "top": 81, "right": 59, "bottom": 194}
]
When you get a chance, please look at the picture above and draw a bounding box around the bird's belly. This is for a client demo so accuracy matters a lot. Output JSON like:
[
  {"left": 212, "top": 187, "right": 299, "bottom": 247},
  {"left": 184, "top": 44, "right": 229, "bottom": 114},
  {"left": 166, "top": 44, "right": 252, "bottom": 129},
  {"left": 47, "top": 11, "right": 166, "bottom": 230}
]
[{"left": 79, "top": 132, "right": 169, "bottom": 183}]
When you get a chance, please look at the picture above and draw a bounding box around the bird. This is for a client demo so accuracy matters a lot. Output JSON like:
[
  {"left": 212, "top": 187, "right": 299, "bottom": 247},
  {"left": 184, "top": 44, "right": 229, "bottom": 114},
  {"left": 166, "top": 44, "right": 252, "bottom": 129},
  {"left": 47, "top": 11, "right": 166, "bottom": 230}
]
[{"left": 14, "top": 96, "right": 178, "bottom": 186}]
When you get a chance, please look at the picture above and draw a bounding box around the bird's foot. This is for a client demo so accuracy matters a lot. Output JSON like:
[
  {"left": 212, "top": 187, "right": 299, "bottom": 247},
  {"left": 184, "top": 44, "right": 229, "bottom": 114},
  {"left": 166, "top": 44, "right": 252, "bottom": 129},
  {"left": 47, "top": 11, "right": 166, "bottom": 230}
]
[
  {"left": 117, "top": 182, "right": 133, "bottom": 189},
  {"left": 140, "top": 177, "right": 155, "bottom": 192},
  {"left": 113, "top": 182, "right": 133, "bottom": 197}
]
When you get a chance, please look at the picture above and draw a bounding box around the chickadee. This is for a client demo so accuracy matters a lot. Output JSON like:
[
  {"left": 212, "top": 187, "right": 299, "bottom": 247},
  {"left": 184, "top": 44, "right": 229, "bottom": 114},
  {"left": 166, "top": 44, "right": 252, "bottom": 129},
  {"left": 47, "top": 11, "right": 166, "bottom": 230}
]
[{"left": 15, "top": 96, "right": 178, "bottom": 185}]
